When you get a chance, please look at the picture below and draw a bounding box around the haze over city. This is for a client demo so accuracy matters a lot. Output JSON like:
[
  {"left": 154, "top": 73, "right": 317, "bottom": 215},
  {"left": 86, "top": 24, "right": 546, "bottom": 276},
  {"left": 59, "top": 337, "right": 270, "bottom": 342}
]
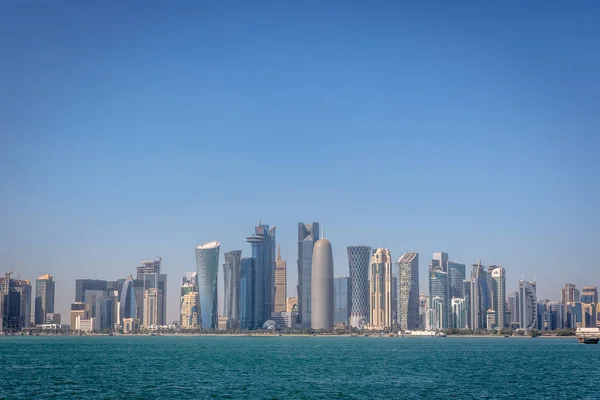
[{"left": 2, "top": 1, "right": 598, "bottom": 323}]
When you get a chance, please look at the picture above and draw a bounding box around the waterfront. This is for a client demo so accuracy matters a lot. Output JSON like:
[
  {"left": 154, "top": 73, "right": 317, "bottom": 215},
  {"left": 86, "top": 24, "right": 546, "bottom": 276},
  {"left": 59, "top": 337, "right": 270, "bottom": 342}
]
[{"left": 1, "top": 336, "right": 599, "bottom": 399}]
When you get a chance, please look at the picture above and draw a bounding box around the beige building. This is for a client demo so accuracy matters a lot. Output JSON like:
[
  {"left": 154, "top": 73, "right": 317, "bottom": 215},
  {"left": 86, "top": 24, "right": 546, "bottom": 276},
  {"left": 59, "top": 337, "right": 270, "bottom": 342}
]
[
  {"left": 286, "top": 297, "right": 298, "bottom": 313},
  {"left": 582, "top": 303, "right": 597, "bottom": 328},
  {"left": 123, "top": 318, "right": 139, "bottom": 333},
  {"left": 70, "top": 302, "right": 87, "bottom": 330},
  {"left": 218, "top": 317, "right": 229, "bottom": 330},
  {"left": 275, "top": 245, "right": 287, "bottom": 313},
  {"left": 143, "top": 288, "right": 163, "bottom": 327},
  {"left": 369, "top": 248, "right": 392, "bottom": 329},
  {"left": 181, "top": 291, "right": 199, "bottom": 329}
]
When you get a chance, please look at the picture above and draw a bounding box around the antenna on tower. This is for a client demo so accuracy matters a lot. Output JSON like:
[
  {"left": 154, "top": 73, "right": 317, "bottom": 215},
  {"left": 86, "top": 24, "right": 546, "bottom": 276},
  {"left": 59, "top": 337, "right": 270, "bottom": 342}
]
[{"left": 322, "top": 225, "right": 325, "bottom": 239}]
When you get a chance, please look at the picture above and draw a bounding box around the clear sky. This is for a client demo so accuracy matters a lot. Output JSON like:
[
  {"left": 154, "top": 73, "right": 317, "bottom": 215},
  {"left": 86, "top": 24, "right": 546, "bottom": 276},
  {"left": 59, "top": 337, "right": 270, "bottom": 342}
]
[{"left": 1, "top": 1, "right": 599, "bottom": 323}]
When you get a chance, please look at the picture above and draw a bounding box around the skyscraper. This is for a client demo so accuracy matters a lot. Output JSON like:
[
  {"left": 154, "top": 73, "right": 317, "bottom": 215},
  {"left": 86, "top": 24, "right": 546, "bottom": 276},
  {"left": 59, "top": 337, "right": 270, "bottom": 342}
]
[
  {"left": 0, "top": 273, "right": 31, "bottom": 331},
  {"left": 397, "top": 252, "right": 419, "bottom": 331},
  {"left": 581, "top": 286, "right": 598, "bottom": 304},
  {"left": 507, "top": 291, "right": 520, "bottom": 325},
  {"left": 143, "top": 288, "right": 163, "bottom": 327},
  {"left": 347, "top": 245, "right": 371, "bottom": 329},
  {"left": 136, "top": 258, "right": 167, "bottom": 326},
  {"left": 247, "top": 223, "right": 276, "bottom": 328},
  {"left": 561, "top": 283, "right": 580, "bottom": 304},
  {"left": 275, "top": 245, "right": 287, "bottom": 313},
  {"left": 370, "top": 248, "right": 393, "bottom": 329},
  {"left": 223, "top": 250, "right": 242, "bottom": 328},
  {"left": 491, "top": 267, "right": 506, "bottom": 329},
  {"left": 334, "top": 277, "right": 350, "bottom": 325},
  {"left": 180, "top": 272, "right": 199, "bottom": 329},
  {"left": 119, "top": 276, "right": 137, "bottom": 325},
  {"left": 470, "top": 261, "right": 489, "bottom": 329},
  {"left": 519, "top": 280, "right": 537, "bottom": 330},
  {"left": 429, "top": 268, "right": 449, "bottom": 329},
  {"left": 195, "top": 241, "right": 220, "bottom": 330},
  {"left": 239, "top": 257, "right": 255, "bottom": 330},
  {"left": 297, "top": 222, "right": 319, "bottom": 327},
  {"left": 35, "top": 274, "right": 55, "bottom": 326},
  {"left": 448, "top": 261, "right": 466, "bottom": 299},
  {"left": 311, "top": 236, "right": 334, "bottom": 330},
  {"left": 432, "top": 252, "right": 448, "bottom": 272},
  {"left": 452, "top": 297, "right": 468, "bottom": 329}
]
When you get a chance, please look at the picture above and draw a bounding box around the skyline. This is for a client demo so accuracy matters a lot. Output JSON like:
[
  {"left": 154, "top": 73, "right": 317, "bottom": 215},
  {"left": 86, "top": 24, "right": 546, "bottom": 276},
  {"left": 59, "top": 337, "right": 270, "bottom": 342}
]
[{"left": 2, "top": 1, "right": 599, "bottom": 322}]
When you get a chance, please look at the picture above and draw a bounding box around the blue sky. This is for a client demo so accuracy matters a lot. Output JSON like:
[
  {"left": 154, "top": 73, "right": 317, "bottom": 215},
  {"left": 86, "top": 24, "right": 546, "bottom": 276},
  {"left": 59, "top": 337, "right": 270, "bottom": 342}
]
[{"left": 1, "top": 1, "right": 599, "bottom": 322}]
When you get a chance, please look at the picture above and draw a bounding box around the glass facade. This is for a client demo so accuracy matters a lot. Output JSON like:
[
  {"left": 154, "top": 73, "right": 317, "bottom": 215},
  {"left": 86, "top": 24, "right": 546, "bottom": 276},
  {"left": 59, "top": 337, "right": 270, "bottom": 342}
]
[
  {"left": 397, "top": 252, "right": 419, "bottom": 331},
  {"left": 448, "top": 262, "right": 465, "bottom": 299},
  {"left": 247, "top": 224, "right": 275, "bottom": 329},
  {"left": 119, "top": 277, "right": 137, "bottom": 325},
  {"left": 334, "top": 277, "right": 350, "bottom": 324},
  {"left": 239, "top": 257, "right": 255, "bottom": 330},
  {"left": 429, "top": 270, "right": 449, "bottom": 329},
  {"left": 195, "top": 241, "right": 220, "bottom": 330},
  {"left": 297, "top": 222, "right": 319, "bottom": 327},
  {"left": 223, "top": 250, "right": 242, "bottom": 326},
  {"left": 347, "top": 246, "right": 371, "bottom": 328}
]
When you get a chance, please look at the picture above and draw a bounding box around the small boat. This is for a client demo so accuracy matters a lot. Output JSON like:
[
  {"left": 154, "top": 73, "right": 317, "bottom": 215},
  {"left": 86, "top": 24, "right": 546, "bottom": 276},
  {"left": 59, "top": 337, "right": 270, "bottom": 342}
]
[{"left": 577, "top": 336, "right": 599, "bottom": 344}]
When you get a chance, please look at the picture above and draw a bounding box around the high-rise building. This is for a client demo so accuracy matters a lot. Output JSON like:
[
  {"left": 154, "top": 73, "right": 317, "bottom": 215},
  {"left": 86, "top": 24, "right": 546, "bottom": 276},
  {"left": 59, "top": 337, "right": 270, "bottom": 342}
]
[
  {"left": 432, "top": 252, "right": 448, "bottom": 272},
  {"left": 451, "top": 297, "right": 468, "bottom": 329},
  {"left": 70, "top": 302, "right": 88, "bottom": 330},
  {"left": 136, "top": 258, "right": 167, "bottom": 326},
  {"left": 334, "top": 277, "right": 350, "bottom": 325},
  {"left": 275, "top": 245, "right": 287, "bottom": 313},
  {"left": 561, "top": 284, "right": 580, "bottom": 304},
  {"left": 491, "top": 267, "right": 506, "bottom": 330},
  {"left": 0, "top": 273, "right": 31, "bottom": 331},
  {"left": 469, "top": 261, "right": 489, "bottom": 329},
  {"left": 180, "top": 272, "right": 199, "bottom": 328},
  {"left": 419, "top": 293, "right": 428, "bottom": 329},
  {"left": 297, "top": 222, "right": 319, "bottom": 327},
  {"left": 143, "top": 288, "right": 163, "bottom": 327},
  {"left": 239, "top": 257, "right": 255, "bottom": 330},
  {"left": 370, "top": 248, "right": 393, "bottom": 329},
  {"left": 286, "top": 297, "right": 297, "bottom": 313},
  {"left": 448, "top": 261, "right": 466, "bottom": 299},
  {"left": 519, "top": 280, "right": 537, "bottom": 330},
  {"left": 311, "top": 236, "right": 334, "bottom": 330},
  {"left": 431, "top": 296, "right": 445, "bottom": 330},
  {"left": 429, "top": 257, "right": 449, "bottom": 329},
  {"left": 565, "top": 302, "right": 582, "bottom": 328},
  {"left": 96, "top": 296, "right": 113, "bottom": 330},
  {"left": 195, "top": 241, "right": 220, "bottom": 330},
  {"left": 582, "top": 303, "right": 597, "bottom": 328},
  {"left": 507, "top": 291, "right": 520, "bottom": 325},
  {"left": 581, "top": 286, "right": 598, "bottom": 304},
  {"left": 247, "top": 223, "right": 276, "bottom": 329},
  {"left": 347, "top": 245, "right": 371, "bottom": 329},
  {"left": 463, "top": 280, "right": 472, "bottom": 329},
  {"left": 397, "top": 252, "right": 419, "bottom": 331},
  {"left": 223, "top": 250, "right": 242, "bottom": 328},
  {"left": 34, "top": 274, "right": 55, "bottom": 326}
]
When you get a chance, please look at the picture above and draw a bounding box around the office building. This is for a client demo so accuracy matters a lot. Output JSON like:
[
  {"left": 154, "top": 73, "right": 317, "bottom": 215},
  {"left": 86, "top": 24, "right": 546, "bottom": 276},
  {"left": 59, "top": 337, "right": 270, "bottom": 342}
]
[
  {"left": 247, "top": 223, "right": 276, "bottom": 329},
  {"left": 311, "top": 236, "right": 334, "bottom": 330},
  {"left": 452, "top": 297, "right": 468, "bottom": 329},
  {"left": 397, "top": 252, "right": 419, "bottom": 331},
  {"left": 581, "top": 286, "right": 598, "bottom": 304},
  {"left": 70, "top": 302, "right": 88, "bottom": 330},
  {"left": 34, "top": 274, "right": 55, "bottom": 326},
  {"left": 180, "top": 272, "right": 199, "bottom": 328},
  {"left": 136, "top": 258, "right": 167, "bottom": 326},
  {"left": 419, "top": 293, "right": 428, "bottom": 329},
  {"left": 275, "top": 245, "right": 287, "bottom": 313},
  {"left": 196, "top": 241, "right": 220, "bottom": 329},
  {"left": 370, "top": 248, "right": 393, "bottom": 329},
  {"left": 508, "top": 291, "right": 520, "bottom": 325},
  {"left": 519, "top": 280, "right": 537, "bottom": 330},
  {"left": 491, "top": 267, "right": 506, "bottom": 329},
  {"left": 431, "top": 296, "right": 445, "bottom": 330},
  {"left": 448, "top": 261, "right": 466, "bottom": 299},
  {"left": 45, "top": 313, "right": 61, "bottom": 324},
  {"left": 469, "top": 261, "right": 489, "bottom": 329},
  {"left": 239, "top": 257, "right": 255, "bottom": 330},
  {"left": 143, "top": 288, "right": 163, "bottom": 327},
  {"left": 286, "top": 297, "right": 297, "bottom": 313},
  {"left": 347, "top": 245, "right": 371, "bottom": 329},
  {"left": 562, "top": 284, "right": 580, "bottom": 304},
  {"left": 334, "top": 277, "right": 350, "bottom": 325},
  {"left": 223, "top": 250, "right": 242, "bottom": 328},
  {"left": 565, "top": 302, "right": 582, "bottom": 328},
  {"left": 96, "top": 297, "right": 113, "bottom": 330},
  {"left": 432, "top": 252, "right": 448, "bottom": 272},
  {"left": 119, "top": 276, "right": 137, "bottom": 325},
  {"left": 297, "top": 222, "right": 319, "bottom": 327},
  {"left": 429, "top": 257, "right": 449, "bottom": 329},
  {"left": 582, "top": 303, "right": 597, "bottom": 328},
  {"left": 0, "top": 273, "right": 32, "bottom": 331}
]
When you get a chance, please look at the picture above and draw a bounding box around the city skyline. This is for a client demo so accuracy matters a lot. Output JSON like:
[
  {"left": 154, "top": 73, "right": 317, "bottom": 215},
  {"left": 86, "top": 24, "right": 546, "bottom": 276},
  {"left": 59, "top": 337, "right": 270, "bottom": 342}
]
[{"left": 2, "top": 2, "right": 598, "bottom": 325}]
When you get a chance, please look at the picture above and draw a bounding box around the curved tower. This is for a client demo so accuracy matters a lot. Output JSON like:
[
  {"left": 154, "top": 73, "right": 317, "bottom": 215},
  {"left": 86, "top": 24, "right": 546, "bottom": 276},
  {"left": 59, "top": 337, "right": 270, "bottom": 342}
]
[
  {"left": 519, "top": 280, "right": 537, "bottom": 330},
  {"left": 347, "top": 246, "right": 371, "bottom": 328},
  {"left": 195, "top": 241, "right": 220, "bottom": 329},
  {"left": 119, "top": 276, "right": 137, "bottom": 325},
  {"left": 311, "top": 237, "right": 334, "bottom": 329}
]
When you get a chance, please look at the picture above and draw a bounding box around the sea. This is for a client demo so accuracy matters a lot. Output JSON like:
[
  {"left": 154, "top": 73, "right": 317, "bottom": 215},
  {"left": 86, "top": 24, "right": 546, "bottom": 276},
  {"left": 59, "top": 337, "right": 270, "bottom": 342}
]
[{"left": 0, "top": 335, "right": 598, "bottom": 399}]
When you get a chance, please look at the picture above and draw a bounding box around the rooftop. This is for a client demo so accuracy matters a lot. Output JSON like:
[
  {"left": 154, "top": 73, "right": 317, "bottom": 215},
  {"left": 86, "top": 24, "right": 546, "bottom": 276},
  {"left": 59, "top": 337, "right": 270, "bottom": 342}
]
[
  {"left": 38, "top": 273, "right": 53, "bottom": 280},
  {"left": 398, "top": 252, "right": 417, "bottom": 263},
  {"left": 196, "top": 241, "right": 220, "bottom": 250}
]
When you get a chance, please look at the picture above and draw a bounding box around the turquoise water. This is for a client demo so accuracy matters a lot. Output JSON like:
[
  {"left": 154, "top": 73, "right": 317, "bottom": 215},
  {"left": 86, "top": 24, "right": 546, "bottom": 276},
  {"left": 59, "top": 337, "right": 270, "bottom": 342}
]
[{"left": 0, "top": 336, "right": 598, "bottom": 399}]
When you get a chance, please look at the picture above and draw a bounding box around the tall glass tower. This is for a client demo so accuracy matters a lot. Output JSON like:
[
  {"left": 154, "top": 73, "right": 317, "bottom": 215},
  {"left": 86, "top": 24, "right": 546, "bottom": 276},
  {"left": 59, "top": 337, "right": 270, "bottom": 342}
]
[
  {"left": 397, "top": 252, "right": 419, "bottom": 331},
  {"left": 239, "top": 257, "right": 255, "bottom": 330},
  {"left": 347, "top": 246, "right": 371, "bottom": 328},
  {"left": 34, "top": 274, "right": 55, "bottom": 326},
  {"left": 297, "top": 222, "right": 319, "bottom": 327},
  {"left": 492, "top": 267, "right": 506, "bottom": 329},
  {"left": 223, "top": 250, "right": 242, "bottom": 328},
  {"left": 195, "top": 241, "right": 220, "bottom": 329},
  {"left": 247, "top": 223, "right": 276, "bottom": 329}
]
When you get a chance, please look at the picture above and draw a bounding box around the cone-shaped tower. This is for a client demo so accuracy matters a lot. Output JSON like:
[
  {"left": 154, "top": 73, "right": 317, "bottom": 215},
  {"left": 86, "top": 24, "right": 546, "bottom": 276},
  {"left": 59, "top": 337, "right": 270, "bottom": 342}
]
[{"left": 311, "top": 234, "right": 334, "bottom": 330}]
